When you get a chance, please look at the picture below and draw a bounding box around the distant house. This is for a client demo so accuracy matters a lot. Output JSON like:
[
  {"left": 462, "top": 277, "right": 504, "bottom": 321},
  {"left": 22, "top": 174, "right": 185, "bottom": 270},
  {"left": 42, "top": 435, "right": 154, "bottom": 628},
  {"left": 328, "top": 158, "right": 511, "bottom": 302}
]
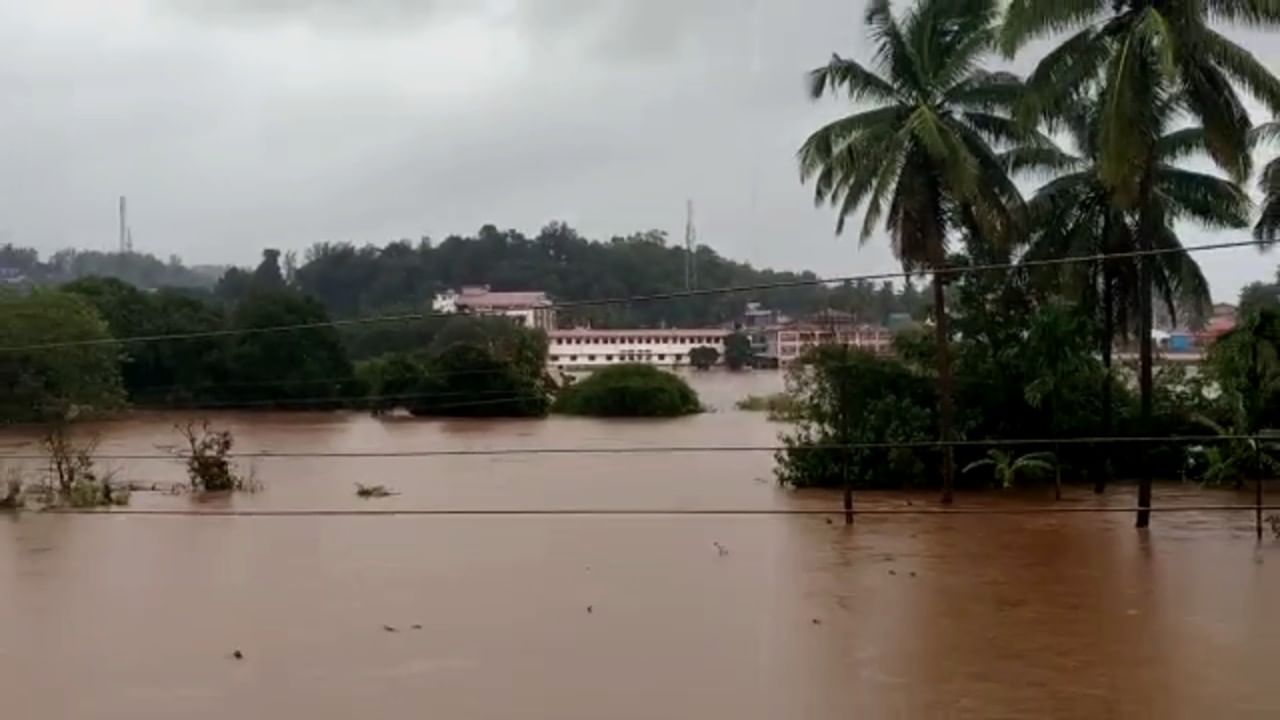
[
  {"left": 0, "top": 267, "right": 25, "bottom": 285},
  {"left": 432, "top": 285, "right": 556, "bottom": 330}
]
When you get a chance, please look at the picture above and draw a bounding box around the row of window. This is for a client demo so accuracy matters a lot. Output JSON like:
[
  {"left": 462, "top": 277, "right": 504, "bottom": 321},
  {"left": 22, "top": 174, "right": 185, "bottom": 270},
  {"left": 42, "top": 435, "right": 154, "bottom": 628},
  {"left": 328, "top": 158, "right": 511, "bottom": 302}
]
[
  {"left": 549, "top": 354, "right": 686, "bottom": 363},
  {"left": 777, "top": 333, "right": 892, "bottom": 342},
  {"left": 551, "top": 336, "right": 724, "bottom": 346}
]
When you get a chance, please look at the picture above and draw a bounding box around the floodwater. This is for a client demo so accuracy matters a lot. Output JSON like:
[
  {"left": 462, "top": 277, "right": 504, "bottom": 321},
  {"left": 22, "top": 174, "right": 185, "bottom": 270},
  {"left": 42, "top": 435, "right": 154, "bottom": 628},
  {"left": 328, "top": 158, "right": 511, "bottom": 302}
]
[{"left": 2, "top": 371, "right": 1279, "bottom": 718}]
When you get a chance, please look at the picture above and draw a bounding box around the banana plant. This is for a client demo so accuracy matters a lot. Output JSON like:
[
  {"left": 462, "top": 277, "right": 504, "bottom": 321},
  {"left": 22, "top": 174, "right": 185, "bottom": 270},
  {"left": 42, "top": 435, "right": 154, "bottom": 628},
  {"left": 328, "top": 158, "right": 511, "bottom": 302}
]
[{"left": 963, "top": 449, "right": 1056, "bottom": 489}]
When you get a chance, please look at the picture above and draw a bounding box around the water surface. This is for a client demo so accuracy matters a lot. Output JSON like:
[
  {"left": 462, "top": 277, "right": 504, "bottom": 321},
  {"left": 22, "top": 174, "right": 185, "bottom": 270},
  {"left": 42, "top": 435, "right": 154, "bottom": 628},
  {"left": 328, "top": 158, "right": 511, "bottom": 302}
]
[{"left": 2, "top": 371, "right": 1277, "bottom": 718}]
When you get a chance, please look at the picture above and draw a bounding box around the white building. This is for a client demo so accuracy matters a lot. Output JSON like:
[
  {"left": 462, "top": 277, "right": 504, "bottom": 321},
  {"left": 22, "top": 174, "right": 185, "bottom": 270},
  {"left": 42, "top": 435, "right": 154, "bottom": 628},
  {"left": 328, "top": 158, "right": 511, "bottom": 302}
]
[
  {"left": 548, "top": 328, "right": 730, "bottom": 369},
  {"left": 763, "top": 323, "right": 893, "bottom": 365},
  {"left": 432, "top": 285, "right": 556, "bottom": 330}
]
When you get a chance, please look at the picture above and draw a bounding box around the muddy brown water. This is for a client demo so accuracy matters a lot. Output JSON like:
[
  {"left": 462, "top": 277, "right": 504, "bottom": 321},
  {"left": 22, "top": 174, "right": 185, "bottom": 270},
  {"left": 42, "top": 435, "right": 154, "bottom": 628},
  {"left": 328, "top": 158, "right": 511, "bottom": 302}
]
[{"left": 2, "top": 372, "right": 1279, "bottom": 718}]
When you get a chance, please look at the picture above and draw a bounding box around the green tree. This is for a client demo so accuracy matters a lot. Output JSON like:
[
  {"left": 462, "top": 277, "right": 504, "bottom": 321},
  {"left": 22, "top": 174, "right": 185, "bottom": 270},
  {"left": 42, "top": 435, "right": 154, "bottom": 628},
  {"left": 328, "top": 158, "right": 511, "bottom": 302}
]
[
  {"left": 411, "top": 343, "right": 549, "bottom": 417},
  {"left": 64, "top": 277, "right": 229, "bottom": 403},
  {"left": 723, "top": 332, "right": 753, "bottom": 370},
  {"left": 798, "top": 0, "right": 1031, "bottom": 502},
  {"left": 224, "top": 290, "right": 355, "bottom": 406},
  {"left": 1019, "top": 103, "right": 1246, "bottom": 490},
  {"left": 1239, "top": 280, "right": 1280, "bottom": 317},
  {"left": 555, "top": 364, "right": 701, "bottom": 417},
  {"left": 0, "top": 290, "right": 125, "bottom": 422},
  {"left": 688, "top": 346, "right": 720, "bottom": 370},
  {"left": 251, "top": 249, "right": 287, "bottom": 292},
  {"left": 777, "top": 345, "right": 937, "bottom": 491},
  {"left": 356, "top": 353, "right": 431, "bottom": 413},
  {"left": 1003, "top": 0, "right": 1280, "bottom": 527}
]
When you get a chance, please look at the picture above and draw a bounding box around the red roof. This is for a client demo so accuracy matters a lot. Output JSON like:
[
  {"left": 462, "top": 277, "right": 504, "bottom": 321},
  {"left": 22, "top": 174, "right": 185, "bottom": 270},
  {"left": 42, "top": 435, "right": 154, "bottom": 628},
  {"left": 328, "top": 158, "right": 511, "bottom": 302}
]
[{"left": 455, "top": 290, "right": 551, "bottom": 309}]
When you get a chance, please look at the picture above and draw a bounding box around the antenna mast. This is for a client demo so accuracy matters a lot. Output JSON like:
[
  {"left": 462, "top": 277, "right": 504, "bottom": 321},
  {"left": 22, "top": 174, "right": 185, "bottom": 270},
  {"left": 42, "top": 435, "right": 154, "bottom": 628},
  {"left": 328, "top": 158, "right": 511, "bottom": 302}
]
[
  {"left": 684, "top": 199, "right": 697, "bottom": 290},
  {"left": 118, "top": 196, "right": 133, "bottom": 253}
]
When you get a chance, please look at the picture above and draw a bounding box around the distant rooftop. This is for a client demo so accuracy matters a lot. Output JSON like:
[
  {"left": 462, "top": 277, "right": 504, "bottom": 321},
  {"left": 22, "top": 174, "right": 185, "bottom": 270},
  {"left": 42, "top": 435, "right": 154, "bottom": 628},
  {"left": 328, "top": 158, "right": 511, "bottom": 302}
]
[
  {"left": 551, "top": 328, "right": 730, "bottom": 338},
  {"left": 453, "top": 285, "right": 552, "bottom": 309}
]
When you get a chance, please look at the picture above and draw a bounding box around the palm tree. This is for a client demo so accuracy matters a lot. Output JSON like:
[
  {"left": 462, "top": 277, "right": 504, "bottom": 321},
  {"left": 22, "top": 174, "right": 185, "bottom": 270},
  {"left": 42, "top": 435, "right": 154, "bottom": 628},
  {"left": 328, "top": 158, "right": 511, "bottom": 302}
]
[
  {"left": 1002, "top": 0, "right": 1280, "bottom": 526},
  {"left": 799, "top": 0, "right": 1035, "bottom": 503},
  {"left": 1015, "top": 98, "right": 1248, "bottom": 492},
  {"left": 1257, "top": 122, "right": 1280, "bottom": 243},
  {"left": 1003, "top": 1, "right": 1280, "bottom": 198}
]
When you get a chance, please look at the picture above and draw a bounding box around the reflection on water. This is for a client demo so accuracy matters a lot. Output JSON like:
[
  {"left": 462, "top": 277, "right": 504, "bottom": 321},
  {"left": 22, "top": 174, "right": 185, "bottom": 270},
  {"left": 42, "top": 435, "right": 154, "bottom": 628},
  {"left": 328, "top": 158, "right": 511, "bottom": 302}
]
[{"left": 2, "top": 371, "right": 1279, "bottom": 719}]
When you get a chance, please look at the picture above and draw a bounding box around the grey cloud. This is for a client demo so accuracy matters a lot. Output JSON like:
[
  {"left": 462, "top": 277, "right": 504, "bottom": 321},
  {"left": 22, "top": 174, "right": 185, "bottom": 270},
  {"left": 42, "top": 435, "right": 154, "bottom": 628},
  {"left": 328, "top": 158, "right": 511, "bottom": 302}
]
[
  {"left": 0, "top": 0, "right": 1275, "bottom": 303},
  {"left": 161, "top": 0, "right": 456, "bottom": 27}
]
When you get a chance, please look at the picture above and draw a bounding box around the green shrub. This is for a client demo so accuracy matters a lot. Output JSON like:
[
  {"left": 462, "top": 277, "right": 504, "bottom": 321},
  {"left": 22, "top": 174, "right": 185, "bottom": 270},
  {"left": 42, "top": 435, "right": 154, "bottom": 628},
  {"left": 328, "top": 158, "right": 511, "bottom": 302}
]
[
  {"left": 735, "top": 393, "right": 799, "bottom": 420},
  {"left": 554, "top": 364, "right": 702, "bottom": 417}
]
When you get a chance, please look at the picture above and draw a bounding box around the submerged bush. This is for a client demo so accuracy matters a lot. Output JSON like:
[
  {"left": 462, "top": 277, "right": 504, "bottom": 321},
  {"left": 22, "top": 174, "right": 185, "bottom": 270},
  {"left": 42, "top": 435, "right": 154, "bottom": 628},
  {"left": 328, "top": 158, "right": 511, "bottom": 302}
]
[
  {"left": 554, "top": 364, "right": 702, "bottom": 417},
  {"left": 39, "top": 424, "right": 128, "bottom": 507},
  {"left": 735, "top": 392, "right": 799, "bottom": 420},
  {"left": 176, "top": 421, "right": 259, "bottom": 493}
]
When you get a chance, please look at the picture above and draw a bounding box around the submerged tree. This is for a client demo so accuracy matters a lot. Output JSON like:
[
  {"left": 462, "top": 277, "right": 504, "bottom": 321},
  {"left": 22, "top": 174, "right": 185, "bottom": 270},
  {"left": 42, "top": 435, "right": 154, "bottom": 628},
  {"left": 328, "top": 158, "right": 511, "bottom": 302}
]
[
  {"left": 1018, "top": 99, "right": 1247, "bottom": 491},
  {"left": 1003, "top": 0, "right": 1280, "bottom": 526},
  {"left": 799, "top": 0, "right": 1032, "bottom": 502}
]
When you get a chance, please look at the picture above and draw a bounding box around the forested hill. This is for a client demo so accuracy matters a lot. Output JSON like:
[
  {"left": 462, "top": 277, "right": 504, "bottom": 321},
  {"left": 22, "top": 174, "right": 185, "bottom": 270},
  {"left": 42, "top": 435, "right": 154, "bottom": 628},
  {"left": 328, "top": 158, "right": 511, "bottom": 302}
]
[
  {"left": 283, "top": 223, "right": 928, "bottom": 327},
  {"left": 5, "top": 221, "right": 931, "bottom": 327}
]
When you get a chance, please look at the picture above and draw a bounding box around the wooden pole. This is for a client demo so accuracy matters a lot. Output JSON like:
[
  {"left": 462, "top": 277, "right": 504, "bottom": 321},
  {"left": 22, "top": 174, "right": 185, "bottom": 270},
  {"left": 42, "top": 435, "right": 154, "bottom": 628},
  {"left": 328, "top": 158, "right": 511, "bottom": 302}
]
[{"left": 1256, "top": 439, "right": 1264, "bottom": 542}]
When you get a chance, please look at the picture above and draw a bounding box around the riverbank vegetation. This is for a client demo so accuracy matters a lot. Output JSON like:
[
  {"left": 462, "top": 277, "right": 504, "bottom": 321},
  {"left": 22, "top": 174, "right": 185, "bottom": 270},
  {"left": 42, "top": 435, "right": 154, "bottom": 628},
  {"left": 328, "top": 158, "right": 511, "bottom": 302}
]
[
  {"left": 785, "top": 0, "right": 1280, "bottom": 516},
  {"left": 175, "top": 421, "right": 259, "bottom": 493},
  {"left": 735, "top": 393, "right": 799, "bottom": 421},
  {"left": 555, "top": 365, "right": 702, "bottom": 417},
  {"left": 0, "top": 0, "right": 1278, "bottom": 515}
]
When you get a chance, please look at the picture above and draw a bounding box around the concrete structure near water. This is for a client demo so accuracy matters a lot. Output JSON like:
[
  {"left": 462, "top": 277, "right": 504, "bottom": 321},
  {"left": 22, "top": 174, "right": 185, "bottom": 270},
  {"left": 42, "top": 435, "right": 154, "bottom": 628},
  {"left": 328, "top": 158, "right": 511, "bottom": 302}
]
[
  {"left": 432, "top": 285, "right": 556, "bottom": 330},
  {"left": 547, "top": 328, "right": 730, "bottom": 370},
  {"left": 763, "top": 323, "right": 894, "bottom": 365}
]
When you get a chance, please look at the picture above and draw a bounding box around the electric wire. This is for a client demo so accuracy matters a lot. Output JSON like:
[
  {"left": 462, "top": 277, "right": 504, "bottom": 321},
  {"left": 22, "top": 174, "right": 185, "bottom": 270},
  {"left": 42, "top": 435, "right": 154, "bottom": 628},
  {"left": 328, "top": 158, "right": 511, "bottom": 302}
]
[
  {"left": 0, "top": 237, "right": 1269, "bottom": 353},
  {"left": 0, "top": 434, "right": 1267, "bottom": 462}
]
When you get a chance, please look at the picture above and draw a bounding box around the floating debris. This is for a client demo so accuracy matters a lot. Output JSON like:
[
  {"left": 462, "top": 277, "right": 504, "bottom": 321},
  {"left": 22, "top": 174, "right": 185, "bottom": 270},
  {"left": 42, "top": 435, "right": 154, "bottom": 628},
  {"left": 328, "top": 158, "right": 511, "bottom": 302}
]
[
  {"left": 383, "top": 625, "right": 398, "bottom": 633},
  {"left": 587, "top": 605, "right": 593, "bottom": 614},
  {"left": 712, "top": 541, "right": 729, "bottom": 556},
  {"left": 811, "top": 618, "right": 821, "bottom": 625},
  {"left": 888, "top": 569, "right": 897, "bottom": 576},
  {"left": 411, "top": 624, "right": 422, "bottom": 630},
  {"left": 356, "top": 483, "right": 398, "bottom": 499},
  {"left": 232, "top": 650, "right": 243, "bottom": 660}
]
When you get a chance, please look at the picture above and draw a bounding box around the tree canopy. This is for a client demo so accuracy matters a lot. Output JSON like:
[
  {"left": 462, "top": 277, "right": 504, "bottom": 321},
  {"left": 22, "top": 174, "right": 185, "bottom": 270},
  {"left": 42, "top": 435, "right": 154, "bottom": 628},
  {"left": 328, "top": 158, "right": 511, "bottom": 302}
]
[{"left": 0, "top": 289, "right": 125, "bottom": 423}]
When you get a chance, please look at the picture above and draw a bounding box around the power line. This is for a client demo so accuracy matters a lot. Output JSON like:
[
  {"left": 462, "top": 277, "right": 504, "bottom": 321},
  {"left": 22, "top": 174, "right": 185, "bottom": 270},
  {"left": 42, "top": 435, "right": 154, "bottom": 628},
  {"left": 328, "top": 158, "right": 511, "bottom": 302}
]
[
  {"left": 36, "top": 505, "right": 1280, "bottom": 517},
  {"left": 0, "top": 434, "right": 1263, "bottom": 462},
  {"left": 1, "top": 237, "right": 1270, "bottom": 354},
  {"left": 126, "top": 388, "right": 548, "bottom": 410},
  {"left": 117, "top": 366, "right": 544, "bottom": 398}
]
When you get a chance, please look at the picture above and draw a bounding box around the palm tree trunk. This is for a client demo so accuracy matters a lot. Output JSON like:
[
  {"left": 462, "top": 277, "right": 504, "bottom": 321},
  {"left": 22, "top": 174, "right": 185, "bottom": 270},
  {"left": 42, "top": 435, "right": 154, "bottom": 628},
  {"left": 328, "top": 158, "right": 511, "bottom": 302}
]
[
  {"left": 1136, "top": 184, "right": 1155, "bottom": 529},
  {"left": 933, "top": 274, "right": 956, "bottom": 504},
  {"left": 1097, "top": 262, "right": 1114, "bottom": 495}
]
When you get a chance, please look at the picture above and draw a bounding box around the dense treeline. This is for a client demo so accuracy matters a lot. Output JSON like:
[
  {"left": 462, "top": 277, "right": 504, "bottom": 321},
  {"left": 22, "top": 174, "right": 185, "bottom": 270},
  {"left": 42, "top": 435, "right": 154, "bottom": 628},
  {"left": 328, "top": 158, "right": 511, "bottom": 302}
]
[
  {"left": 288, "top": 223, "right": 931, "bottom": 327},
  {"left": 3, "top": 222, "right": 933, "bottom": 331},
  {"left": 0, "top": 248, "right": 559, "bottom": 421},
  {"left": 0, "top": 244, "right": 219, "bottom": 290}
]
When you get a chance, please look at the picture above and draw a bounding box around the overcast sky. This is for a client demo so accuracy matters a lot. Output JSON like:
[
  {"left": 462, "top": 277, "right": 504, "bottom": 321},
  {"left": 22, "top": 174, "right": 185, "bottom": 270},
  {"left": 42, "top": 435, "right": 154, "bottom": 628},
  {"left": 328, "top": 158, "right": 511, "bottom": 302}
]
[{"left": 0, "top": 0, "right": 1275, "bottom": 301}]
